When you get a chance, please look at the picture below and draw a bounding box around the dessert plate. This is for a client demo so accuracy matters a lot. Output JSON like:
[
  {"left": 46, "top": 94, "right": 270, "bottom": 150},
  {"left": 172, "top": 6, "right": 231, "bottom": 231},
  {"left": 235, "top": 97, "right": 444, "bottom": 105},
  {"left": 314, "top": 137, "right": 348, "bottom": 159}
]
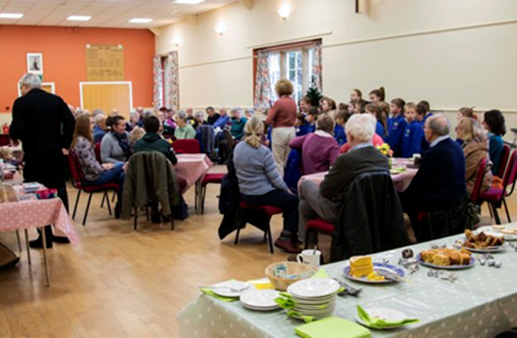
[
  {"left": 417, "top": 254, "right": 476, "bottom": 270},
  {"left": 343, "top": 263, "right": 404, "bottom": 284}
]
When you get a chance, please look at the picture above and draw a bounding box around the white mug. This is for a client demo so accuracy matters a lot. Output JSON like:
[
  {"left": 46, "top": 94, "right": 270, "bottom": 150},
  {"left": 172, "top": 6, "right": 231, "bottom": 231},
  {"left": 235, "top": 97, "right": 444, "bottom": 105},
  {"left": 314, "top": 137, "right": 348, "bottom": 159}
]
[{"left": 297, "top": 249, "right": 321, "bottom": 267}]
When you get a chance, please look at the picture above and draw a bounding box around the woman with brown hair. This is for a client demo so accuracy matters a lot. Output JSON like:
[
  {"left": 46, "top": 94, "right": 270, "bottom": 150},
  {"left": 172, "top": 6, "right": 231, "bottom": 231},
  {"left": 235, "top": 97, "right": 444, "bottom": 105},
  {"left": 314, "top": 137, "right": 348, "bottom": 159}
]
[
  {"left": 233, "top": 116, "right": 300, "bottom": 253},
  {"left": 456, "top": 117, "right": 492, "bottom": 195},
  {"left": 265, "top": 79, "right": 297, "bottom": 176},
  {"left": 71, "top": 114, "right": 125, "bottom": 214},
  {"left": 369, "top": 87, "right": 385, "bottom": 103}
]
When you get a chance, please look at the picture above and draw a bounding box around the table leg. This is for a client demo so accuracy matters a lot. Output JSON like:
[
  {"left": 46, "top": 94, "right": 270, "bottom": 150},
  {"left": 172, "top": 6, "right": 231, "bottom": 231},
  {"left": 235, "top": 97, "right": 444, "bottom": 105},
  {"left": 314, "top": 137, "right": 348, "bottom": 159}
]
[
  {"left": 15, "top": 230, "right": 22, "bottom": 254},
  {"left": 24, "top": 229, "right": 31, "bottom": 265},
  {"left": 40, "top": 227, "right": 50, "bottom": 287}
]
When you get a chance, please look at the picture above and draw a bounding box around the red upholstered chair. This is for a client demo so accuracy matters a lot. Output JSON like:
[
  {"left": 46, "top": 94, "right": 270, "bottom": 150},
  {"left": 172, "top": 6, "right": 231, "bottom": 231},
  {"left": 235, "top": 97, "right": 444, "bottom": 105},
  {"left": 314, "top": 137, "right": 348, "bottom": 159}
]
[
  {"left": 197, "top": 173, "right": 225, "bottom": 215},
  {"left": 236, "top": 202, "right": 283, "bottom": 253},
  {"left": 68, "top": 151, "right": 120, "bottom": 225},
  {"left": 304, "top": 219, "right": 337, "bottom": 250},
  {"left": 0, "top": 134, "right": 10, "bottom": 146},
  {"left": 172, "top": 139, "right": 200, "bottom": 154},
  {"left": 497, "top": 144, "right": 511, "bottom": 178},
  {"left": 94, "top": 142, "right": 102, "bottom": 163},
  {"left": 478, "top": 150, "right": 517, "bottom": 224},
  {"left": 470, "top": 158, "right": 488, "bottom": 205}
]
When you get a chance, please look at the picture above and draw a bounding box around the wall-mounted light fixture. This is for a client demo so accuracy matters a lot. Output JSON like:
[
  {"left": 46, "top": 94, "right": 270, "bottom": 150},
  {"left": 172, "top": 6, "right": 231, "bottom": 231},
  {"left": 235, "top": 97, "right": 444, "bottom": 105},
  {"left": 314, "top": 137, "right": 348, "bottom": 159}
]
[
  {"left": 278, "top": 5, "right": 291, "bottom": 20},
  {"left": 215, "top": 23, "right": 226, "bottom": 35},
  {"left": 172, "top": 37, "right": 181, "bottom": 47}
]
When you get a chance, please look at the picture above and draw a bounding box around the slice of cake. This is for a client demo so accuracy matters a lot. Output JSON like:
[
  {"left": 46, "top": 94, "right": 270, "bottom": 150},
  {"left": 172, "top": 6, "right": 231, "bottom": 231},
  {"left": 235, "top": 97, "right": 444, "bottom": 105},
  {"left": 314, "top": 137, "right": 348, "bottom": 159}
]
[{"left": 350, "top": 256, "right": 373, "bottom": 278}]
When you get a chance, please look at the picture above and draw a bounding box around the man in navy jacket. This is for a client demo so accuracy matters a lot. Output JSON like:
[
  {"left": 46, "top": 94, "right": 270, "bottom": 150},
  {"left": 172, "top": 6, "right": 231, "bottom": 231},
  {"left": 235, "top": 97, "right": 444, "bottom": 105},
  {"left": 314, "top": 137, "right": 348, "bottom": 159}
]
[{"left": 399, "top": 115, "right": 466, "bottom": 238}]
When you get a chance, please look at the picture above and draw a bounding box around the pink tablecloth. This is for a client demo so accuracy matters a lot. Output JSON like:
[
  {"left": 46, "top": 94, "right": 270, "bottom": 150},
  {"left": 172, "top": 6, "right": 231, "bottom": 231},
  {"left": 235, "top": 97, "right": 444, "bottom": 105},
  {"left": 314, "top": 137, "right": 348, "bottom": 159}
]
[
  {"left": 0, "top": 198, "right": 79, "bottom": 246},
  {"left": 299, "top": 158, "right": 418, "bottom": 192},
  {"left": 175, "top": 154, "right": 213, "bottom": 193}
]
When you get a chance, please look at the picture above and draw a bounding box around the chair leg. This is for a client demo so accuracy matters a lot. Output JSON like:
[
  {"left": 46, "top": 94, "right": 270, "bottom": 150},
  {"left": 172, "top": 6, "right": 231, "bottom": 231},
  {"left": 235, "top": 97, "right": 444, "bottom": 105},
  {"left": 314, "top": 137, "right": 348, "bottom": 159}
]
[
  {"left": 487, "top": 202, "right": 493, "bottom": 218},
  {"left": 112, "top": 191, "right": 116, "bottom": 202},
  {"left": 200, "top": 185, "right": 207, "bottom": 215},
  {"left": 267, "top": 226, "right": 274, "bottom": 254},
  {"left": 134, "top": 207, "right": 138, "bottom": 230},
  {"left": 72, "top": 190, "right": 81, "bottom": 220},
  {"left": 101, "top": 191, "right": 107, "bottom": 208},
  {"left": 234, "top": 226, "right": 241, "bottom": 245},
  {"left": 503, "top": 198, "right": 512, "bottom": 223},
  {"left": 106, "top": 192, "right": 112, "bottom": 216},
  {"left": 82, "top": 193, "right": 94, "bottom": 226},
  {"left": 492, "top": 203, "right": 502, "bottom": 225},
  {"left": 304, "top": 229, "right": 313, "bottom": 250}
]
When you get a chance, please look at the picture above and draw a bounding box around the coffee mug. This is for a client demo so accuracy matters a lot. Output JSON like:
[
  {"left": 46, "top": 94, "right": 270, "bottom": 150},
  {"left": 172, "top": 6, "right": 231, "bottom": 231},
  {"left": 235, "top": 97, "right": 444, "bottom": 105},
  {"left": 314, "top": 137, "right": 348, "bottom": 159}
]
[
  {"left": 297, "top": 249, "right": 321, "bottom": 267},
  {"left": 413, "top": 154, "right": 421, "bottom": 165}
]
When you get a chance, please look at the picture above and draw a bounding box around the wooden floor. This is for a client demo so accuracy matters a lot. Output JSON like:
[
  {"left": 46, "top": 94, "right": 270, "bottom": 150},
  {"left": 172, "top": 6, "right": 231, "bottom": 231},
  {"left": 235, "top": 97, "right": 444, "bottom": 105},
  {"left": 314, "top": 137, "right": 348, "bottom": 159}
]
[{"left": 0, "top": 165, "right": 514, "bottom": 338}]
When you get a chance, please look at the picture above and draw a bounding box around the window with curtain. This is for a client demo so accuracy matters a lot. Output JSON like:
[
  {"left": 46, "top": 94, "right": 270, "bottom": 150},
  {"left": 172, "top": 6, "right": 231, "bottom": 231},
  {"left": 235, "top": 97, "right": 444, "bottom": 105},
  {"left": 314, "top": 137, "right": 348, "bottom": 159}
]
[{"left": 254, "top": 39, "right": 322, "bottom": 109}]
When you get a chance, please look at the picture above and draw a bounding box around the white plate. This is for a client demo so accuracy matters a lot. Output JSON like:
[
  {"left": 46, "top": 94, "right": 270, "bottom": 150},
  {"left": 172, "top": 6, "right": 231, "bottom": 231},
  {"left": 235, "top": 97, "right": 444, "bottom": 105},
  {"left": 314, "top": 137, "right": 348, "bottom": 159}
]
[
  {"left": 343, "top": 263, "right": 405, "bottom": 284},
  {"left": 242, "top": 304, "right": 280, "bottom": 311},
  {"left": 418, "top": 254, "right": 476, "bottom": 270},
  {"left": 293, "top": 301, "right": 336, "bottom": 310},
  {"left": 287, "top": 278, "right": 340, "bottom": 298},
  {"left": 240, "top": 290, "right": 280, "bottom": 309},
  {"left": 460, "top": 245, "right": 505, "bottom": 253},
  {"left": 355, "top": 307, "right": 409, "bottom": 330},
  {"left": 212, "top": 281, "right": 253, "bottom": 298}
]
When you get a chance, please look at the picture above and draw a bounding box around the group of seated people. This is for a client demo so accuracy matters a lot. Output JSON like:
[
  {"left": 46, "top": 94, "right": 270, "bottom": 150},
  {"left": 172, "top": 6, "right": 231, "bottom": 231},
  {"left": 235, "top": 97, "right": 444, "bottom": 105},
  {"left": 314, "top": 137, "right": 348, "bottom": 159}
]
[{"left": 231, "top": 79, "right": 509, "bottom": 254}]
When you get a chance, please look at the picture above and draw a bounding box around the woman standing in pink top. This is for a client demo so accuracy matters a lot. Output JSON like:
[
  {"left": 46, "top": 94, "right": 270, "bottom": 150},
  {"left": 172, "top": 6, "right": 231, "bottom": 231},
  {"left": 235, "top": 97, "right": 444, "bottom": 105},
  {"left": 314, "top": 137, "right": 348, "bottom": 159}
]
[{"left": 265, "top": 79, "right": 297, "bottom": 176}]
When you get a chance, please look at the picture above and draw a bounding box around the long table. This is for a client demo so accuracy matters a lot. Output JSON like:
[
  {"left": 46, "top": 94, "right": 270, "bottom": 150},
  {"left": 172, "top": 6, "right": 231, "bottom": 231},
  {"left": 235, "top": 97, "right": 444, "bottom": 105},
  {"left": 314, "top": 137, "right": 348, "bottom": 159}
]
[
  {"left": 0, "top": 184, "right": 79, "bottom": 286},
  {"left": 299, "top": 158, "right": 418, "bottom": 193},
  {"left": 177, "top": 233, "right": 517, "bottom": 337}
]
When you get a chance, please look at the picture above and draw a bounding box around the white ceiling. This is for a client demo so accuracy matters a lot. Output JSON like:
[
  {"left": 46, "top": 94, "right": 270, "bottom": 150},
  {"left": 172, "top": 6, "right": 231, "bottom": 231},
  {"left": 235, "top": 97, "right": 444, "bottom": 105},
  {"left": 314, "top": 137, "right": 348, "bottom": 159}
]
[{"left": 0, "top": 0, "right": 237, "bottom": 28}]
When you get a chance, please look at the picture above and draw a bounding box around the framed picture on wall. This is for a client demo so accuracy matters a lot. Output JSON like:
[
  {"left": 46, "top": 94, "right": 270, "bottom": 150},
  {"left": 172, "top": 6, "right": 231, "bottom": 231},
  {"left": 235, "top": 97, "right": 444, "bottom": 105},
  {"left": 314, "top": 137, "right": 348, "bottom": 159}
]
[{"left": 26, "top": 53, "right": 43, "bottom": 75}]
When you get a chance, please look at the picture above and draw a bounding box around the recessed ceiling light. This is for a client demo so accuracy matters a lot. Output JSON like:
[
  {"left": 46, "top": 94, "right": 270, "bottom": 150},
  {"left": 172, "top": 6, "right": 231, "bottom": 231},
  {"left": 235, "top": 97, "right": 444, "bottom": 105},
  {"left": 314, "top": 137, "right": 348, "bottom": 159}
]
[
  {"left": 0, "top": 13, "right": 24, "bottom": 19},
  {"left": 67, "top": 15, "right": 92, "bottom": 21},
  {"left": 129, "top": 18, "right": 153, "bottom": 23},
  {"left": 174, "top": 0, "right": 206, "bottom": 4}
]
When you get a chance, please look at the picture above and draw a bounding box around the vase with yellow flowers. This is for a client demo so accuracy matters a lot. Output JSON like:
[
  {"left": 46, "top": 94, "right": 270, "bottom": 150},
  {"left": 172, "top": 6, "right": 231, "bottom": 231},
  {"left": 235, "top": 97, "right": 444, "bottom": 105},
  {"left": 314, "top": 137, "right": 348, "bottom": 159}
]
[{"left": 376, "top": 143, "right": 394, "bottom": 169}]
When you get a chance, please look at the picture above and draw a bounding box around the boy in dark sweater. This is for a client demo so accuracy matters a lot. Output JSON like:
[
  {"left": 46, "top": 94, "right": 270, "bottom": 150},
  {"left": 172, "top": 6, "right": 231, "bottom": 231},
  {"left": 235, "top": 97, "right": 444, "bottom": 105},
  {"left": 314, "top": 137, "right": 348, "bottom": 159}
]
[{"left": 135, "top": 115, "right": 177, "bottom": 165}]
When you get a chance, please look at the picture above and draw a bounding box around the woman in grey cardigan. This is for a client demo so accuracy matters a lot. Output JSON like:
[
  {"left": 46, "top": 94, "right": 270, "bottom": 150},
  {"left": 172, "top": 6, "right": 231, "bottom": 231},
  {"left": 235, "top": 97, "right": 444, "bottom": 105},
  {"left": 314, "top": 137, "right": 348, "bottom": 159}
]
[
  {"left": 101, "top": 116, "right": 131, "bottom": 164},
  {"left": 233, "top": 116, "right": 300, "bottom": 253}
]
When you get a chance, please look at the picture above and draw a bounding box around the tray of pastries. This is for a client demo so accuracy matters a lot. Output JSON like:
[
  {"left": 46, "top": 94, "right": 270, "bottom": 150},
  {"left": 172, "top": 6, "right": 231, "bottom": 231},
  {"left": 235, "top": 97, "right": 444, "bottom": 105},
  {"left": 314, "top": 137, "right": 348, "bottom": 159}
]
[
  {"left": 418, "top": 248, "right": 475, "bottom": 270},
  {"left": 459, "top": 230, "right": 505, "bottom": 253}
]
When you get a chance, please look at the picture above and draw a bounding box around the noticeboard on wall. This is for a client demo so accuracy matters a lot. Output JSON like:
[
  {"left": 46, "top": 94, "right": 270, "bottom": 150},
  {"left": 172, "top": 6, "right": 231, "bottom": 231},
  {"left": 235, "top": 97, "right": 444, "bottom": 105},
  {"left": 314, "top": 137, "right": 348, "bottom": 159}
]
[{"left": 85, "top": 44, "right": 125, "bottom": 81}]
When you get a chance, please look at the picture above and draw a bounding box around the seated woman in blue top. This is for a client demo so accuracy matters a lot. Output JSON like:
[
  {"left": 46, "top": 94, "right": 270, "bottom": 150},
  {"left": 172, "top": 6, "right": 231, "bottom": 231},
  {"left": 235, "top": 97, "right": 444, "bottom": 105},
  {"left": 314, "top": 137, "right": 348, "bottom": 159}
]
[
  {"left": 365, "top": 103, "right": 387, "bottom": 142},
  {"left": 482, "top": 109, "right": 507, "bottom": 175},
  {"left": 233, "top": 116, "right": 300, "bottom": 254},
  {"left": 387, "top": 98, "right": 407, "bottom": 156}
]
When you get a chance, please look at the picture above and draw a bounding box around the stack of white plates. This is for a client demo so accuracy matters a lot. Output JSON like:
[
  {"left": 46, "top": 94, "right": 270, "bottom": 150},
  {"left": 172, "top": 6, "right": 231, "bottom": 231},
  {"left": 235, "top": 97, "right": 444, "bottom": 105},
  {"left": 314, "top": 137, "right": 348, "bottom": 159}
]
[
  {"left": 240, "top": 290, "right": 280, "bottom": 311},
  {"left": 286, "top": 278, "right": 340, "bottom": 320}
]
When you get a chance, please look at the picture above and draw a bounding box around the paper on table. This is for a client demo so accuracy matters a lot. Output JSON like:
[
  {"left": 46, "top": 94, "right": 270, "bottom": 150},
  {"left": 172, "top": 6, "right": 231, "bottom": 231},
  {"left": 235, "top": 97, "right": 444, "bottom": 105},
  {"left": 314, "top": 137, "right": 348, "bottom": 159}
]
[
  {"left": 295, "top": 316, "right": 371, "bottom": 338},
  {"left": 310, "top": 269, "right": 329, "bottom": 279},
  {"left": 200, "top": 288, "right": 239, "bottom": 302},
  {"left": 357, "top": 306, "right": 419, "bottom": 329}
]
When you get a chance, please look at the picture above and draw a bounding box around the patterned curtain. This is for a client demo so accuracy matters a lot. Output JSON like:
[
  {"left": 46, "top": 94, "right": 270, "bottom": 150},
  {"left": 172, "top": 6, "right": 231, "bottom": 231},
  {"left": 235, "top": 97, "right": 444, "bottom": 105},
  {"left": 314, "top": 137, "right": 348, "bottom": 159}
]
[
  {"left": 164, "top": 51, "right": 180, "bottom": 110},
  {"left": 311, "top": 41, "right": 323, "bottom": 92},
  {"left": 253, "top": 51, "right": 271, "bottom": 110},
  {"left": 153, "top": 55, "right": 163, "bottom": 110}
]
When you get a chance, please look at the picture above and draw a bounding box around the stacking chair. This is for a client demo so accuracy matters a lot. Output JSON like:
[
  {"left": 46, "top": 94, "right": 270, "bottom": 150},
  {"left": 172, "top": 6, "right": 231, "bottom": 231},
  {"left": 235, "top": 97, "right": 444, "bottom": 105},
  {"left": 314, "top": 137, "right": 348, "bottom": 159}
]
[
  {"left": 235, "top": 202, "right": 283, "bottom": 253},
  {"left": 68, "top": 151, "right": 120, "bottom": 225},
  {"left": 197, "top": 173, "right": 225, "bottom": 215},
  {"left": 478, "top": 150, "right": 517, "bottom": 224},
  {"left": 173, "top": 139, "right": 200, "bottom": 154}
]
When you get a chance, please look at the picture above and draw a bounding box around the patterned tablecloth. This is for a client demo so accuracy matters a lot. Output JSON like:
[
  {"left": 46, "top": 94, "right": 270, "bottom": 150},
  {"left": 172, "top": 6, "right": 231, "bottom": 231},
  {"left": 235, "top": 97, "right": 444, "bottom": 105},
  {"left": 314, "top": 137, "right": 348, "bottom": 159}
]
[
  {"left": 175, "top": 154, "right": 214, "bottom": 193},
  {"left": 299, "top": 158, "right": 418, "bottom": 192},
  {"left": 177, "top": 233, "right": 517, "bottom": 338},
  {"left": 0, "top": 189, "right": 79, "bottom": 246}
]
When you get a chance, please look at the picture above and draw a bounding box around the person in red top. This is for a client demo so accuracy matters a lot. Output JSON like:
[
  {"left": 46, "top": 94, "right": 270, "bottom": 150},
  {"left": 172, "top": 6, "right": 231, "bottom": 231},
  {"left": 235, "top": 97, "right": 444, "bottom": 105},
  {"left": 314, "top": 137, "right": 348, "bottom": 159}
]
[{"left": 265, "top": 79, "right": 297, "bottom": 177}]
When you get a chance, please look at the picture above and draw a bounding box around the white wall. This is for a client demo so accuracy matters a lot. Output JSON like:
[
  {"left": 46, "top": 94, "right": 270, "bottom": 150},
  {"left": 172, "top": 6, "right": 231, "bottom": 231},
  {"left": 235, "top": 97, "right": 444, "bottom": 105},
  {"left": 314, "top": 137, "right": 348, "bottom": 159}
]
[{"left": 156, "top": 0, "right": 517, "bottom": 136}]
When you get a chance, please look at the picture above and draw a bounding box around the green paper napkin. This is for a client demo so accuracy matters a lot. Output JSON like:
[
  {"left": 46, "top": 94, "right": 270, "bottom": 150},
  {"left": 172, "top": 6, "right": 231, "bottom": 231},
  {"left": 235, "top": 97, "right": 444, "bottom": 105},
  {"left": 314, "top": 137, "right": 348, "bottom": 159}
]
[
  {"left": 311, "top": 269, "right": 329, "bottom": 279},
  {"left": 200, "top": 288, "right": 239, "bottom": 302},
  {"left": 288, "top": 310, "right": 315, "bottom": 323},
  {"left": 357, "top": 306, "right": 419, "bottom": 329},
  {"left": 295, "top": 316, "right": 371, "bottom": 338}
]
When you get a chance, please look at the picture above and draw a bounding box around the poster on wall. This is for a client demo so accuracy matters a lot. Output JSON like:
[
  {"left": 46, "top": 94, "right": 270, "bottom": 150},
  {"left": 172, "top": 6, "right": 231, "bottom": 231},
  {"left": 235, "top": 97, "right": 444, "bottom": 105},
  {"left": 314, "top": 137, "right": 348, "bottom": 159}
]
[
  {"left": 26, "top": 53, "right": 43, "bottom": 75},
  {"left": 85, "top": 44, "right": 125, "bottom": 81}
]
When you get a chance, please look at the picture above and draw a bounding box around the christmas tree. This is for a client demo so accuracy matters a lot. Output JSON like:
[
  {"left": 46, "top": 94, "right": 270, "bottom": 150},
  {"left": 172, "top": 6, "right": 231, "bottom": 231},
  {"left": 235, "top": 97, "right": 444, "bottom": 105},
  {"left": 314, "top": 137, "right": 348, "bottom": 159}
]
[{"left": 306, "top": 76, "right": 322, "bottom": 107}]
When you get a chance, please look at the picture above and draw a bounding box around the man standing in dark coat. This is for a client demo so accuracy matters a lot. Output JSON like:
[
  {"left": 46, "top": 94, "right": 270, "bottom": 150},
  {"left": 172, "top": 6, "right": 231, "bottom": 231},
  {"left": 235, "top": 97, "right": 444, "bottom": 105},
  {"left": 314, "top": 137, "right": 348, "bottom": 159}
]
[{"left": 10, "top": 73, "right": 76, "bottom": 248}]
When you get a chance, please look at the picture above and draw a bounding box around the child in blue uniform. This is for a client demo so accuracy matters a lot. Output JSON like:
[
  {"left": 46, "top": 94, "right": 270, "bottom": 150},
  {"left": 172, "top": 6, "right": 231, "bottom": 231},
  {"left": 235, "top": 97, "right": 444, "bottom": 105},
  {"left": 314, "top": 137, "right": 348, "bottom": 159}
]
[
  {"left": 416, "top": 102, "right": 429, "bottom": 152},
  {"left": 365, "top": 103, "right": 387, "bottom": 142},
  {"left": 333, "top": 110, "right": 350, "bottom": 146},
  {"left": 295, "top": 113, "right": 311, "bottom": 136},
  {"left": 401, "top": 102, "right": 423, "bottom": 158},
  {"left": 388, "top": 98, "right": 407, "bottom": 156},
  {"left": 305, "top": 108, "right": 317, "bottom": 133}
]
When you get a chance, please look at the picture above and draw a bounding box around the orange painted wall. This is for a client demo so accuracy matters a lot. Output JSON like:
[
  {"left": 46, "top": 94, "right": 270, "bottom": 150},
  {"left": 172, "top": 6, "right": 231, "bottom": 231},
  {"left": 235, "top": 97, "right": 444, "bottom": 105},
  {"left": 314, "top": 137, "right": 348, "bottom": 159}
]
[{"left": 0, "top": 25, "right": 155, "bottom": 113}]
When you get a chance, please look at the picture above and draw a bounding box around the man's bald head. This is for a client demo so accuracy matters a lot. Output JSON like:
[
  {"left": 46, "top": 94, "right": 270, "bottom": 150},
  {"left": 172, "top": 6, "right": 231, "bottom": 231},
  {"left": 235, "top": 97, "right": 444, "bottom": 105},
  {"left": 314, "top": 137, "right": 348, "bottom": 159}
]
[{"left": 424, "top": 114, "right": 450, "bottom": 143}]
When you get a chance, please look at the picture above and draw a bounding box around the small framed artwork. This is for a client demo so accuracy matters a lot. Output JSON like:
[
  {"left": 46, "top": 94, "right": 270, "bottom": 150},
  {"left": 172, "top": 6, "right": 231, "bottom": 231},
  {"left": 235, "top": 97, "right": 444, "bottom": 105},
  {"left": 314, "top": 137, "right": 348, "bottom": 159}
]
[{"left": 26, "top": 53, "right": 43, "bottom": 75}]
